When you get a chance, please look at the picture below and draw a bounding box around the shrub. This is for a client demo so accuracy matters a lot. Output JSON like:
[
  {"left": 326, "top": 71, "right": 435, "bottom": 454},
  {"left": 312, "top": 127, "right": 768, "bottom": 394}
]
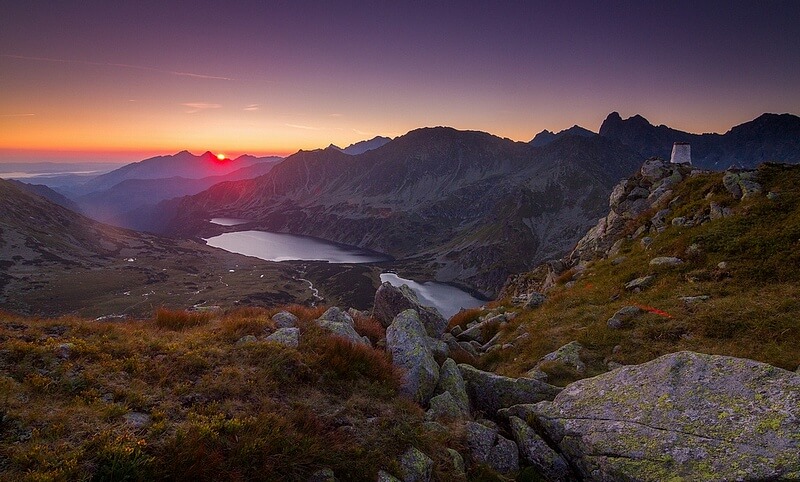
[
  {"left": 448, "top": 307, "right": 482, "bottom": 330},
  {"left": 353, "top": 316, "right": 385, "bottom": 344},
  {"left": 154, "top": 308, "right": 211, "bottom": 331}
]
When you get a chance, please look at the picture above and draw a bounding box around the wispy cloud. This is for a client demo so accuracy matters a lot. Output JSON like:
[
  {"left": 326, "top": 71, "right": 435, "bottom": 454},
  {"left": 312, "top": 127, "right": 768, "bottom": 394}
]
[
  {"left": 2, "top": 54, "right": 234, "bottom": 81},
  {"left": 329, "top": 113, "right": 343, "bottom": 118},
  {"left": 352, "top": 128, "right": 373, "bottom": 136},
  {"left": 285, "top": 123, "right": 320, "bottom": 130},
  {"left": 182, "top": 103, "right": 222, "bottom": 113},
  {"left": 243, "top": 104, "right": 260, "bottom": 111},
  {"left": 0, "top": 113, "right": 35, "bottom": 117}
]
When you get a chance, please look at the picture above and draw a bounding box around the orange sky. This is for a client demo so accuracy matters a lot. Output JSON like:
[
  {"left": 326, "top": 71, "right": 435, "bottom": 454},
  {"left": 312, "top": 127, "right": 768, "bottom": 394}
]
[{"left": 2, "top": 2, "right": 798, "bottom": 163}]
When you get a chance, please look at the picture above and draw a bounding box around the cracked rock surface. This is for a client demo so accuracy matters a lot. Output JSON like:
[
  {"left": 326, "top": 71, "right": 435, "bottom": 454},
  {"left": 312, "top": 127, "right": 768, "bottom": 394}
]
[{"left": 508, "top": 351, "right": 800, "bottom": 481}]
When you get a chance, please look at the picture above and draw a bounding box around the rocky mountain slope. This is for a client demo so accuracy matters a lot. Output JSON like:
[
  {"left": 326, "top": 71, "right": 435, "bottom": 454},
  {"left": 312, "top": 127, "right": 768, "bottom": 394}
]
[
  {"left": 599, "top": 112, "right": 800, "bottom": 169},
  {"left": 332, "top": 135, "right": 393, "bottom": 155},
  {"left": 163, "top": 128, "right": 642, "bottom": 297},
  {"left": 529, "top": 125, "right": 595, "bottom": 147},
  {"left": 0, "top": 179, "right": 311, "bottom": 316}
]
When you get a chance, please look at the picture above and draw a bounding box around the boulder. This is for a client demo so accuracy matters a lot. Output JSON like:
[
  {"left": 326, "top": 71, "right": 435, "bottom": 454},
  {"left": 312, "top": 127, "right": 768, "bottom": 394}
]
[
  {"left": 373, "top": 282, "right": 447, "bottom": 338},
  {"left": 624, "top": 275, "right": 655, "bottom": 291},
  {"left": 271, "top": 310, "right": 298, "bottom": 329},
  {"left": 524, "top": 292, "right": 547, "bottom": 309},
  {"left": 265, "top": 327, "right": 299, "bottom": 348},
  {"left": 511, "top": 351, "right": 800, "bottom": 481},
  {"left": 397, "top": 446, "right": 433, "bottom": 482},
  {"left": 235, "top": 335, "right": 257, "bottom": 345},
  {"left": 377, "top": 471, "right": 402, "bottom": 482},
  {"left": 386, "top": 310, "right": 440, "bottom": 404},
  {"left": 441, "top": 333, "right": 476, "bottom": 364},
  {"left": 315, "top": 315, "right": 370, "bottom": 346},
  {"left": 318, "top": 306, "right": 354, "bottom": 325},
  {"left": 464, "top": 421, "right": 518, "bottom": 474},
  {"left": 459, "top": 364, "right": 561, "bottom": 415},
  {"left": 526, "top": 341, "right": 586, "bottom": 381},
  {"left": 307, "top": 468, "right": 337, "bottom": 482},
  {"left": 607, "top": 305, "right": 643, "bottom": 329},
  {"left": 649, "top": 256, "right": 683, "bottom": 267},
  {"left": 434, "top": 358, "right": 470, "bottom": 414},
  {"left": 508, "top": 416, "right": 575, "bottom": 482},
  {"left": 425, "top": 392, "right": 465, "bottom": 422}
]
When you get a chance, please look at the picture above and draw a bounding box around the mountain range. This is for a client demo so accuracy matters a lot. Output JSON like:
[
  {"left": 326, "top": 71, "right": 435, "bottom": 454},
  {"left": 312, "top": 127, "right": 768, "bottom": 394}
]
[
  {"left": 331, "top": 135, "right": 393, "bottom": 155},
  {"left": 163, "top": 128, "right": 642, "bottom": 297}
]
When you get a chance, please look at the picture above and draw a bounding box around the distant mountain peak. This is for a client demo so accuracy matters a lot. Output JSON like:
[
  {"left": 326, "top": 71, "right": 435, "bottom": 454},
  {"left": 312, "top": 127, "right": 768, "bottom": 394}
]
[
  {"left": 333, "top": 136, "right": 393, "bottom": 155},
  {"left": 530, "top": 125, "right": 595, "bottom": 147}
]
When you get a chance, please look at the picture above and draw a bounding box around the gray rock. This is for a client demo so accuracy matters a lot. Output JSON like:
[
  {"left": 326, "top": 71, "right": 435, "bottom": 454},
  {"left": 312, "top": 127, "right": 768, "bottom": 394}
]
[
  {"left": 446, "top": 448, "right": 466, "bottom": 477},
  {"left": 640, "top": 158, "right": 669, "bottom": 182},
  {"left": 528, "top": 341, "right": 585, "bottom": 380},
  {"left": 441, "top": 334, "right": 476, "bottom": 364},
  {"left": 450, "top": 325, "right": 463, "bottom": 337},
  {"left": 398, "top": 446, "right": 433, "bottom": 482},
  {"left": 709, "top": 202, "right": 732, "bottom": 220},
  {"left": 271, "top": 310, "right": 299, "bottom": 329},
  {"left": 434, "top": 358, "right": 470, "bottom": 414},
  {"left": 425, "top": 391, "right": 466, "bottom": 422},
  {"left": 377, "top": 470, "right": 402, "bottom": 482},
  {"left": 307, "top": 468, "right": 338, "bottom": 482},
  {"left": 459, "top": 364, "right": 561, "bottom": 415},
  {"left": 487, "top": 434, "right": 519, "bottom": 474},
  {"left": 373, "top": 282, "right": 447, "bottom": 338},
  {"left": 318, "top": 306, "right": 354, "bottom": 326},
  {"left": 508, "top": 416, "right": 575, "bottom": 481},
  {"left": 767, "top": 191, "right": 780, "bottom": 201},
  {"left": 524, "top": 292, "right": 547, "bottom": 309},
  {"left": 607, "top": 305, "right": 643, "bottom": 329},
  {"left": 649, "top": 256, "right": 683, "bottom": 267},
  {"left": 610, "top": 256, "right": 626, "bottom": 266},
  {"left": 513, "top": 351, "right": 800, "bottom": 481},
  {"left": 426, "top": 337, "right": 449, "bottom": 364},
  {"left": 123, "top": 412, "right": 151, "bottom": 429},
  {"left": 671, "top": 216, "right": 686, "bottom": 226},
  {"left": 56, "top": 342, "right": 74, "bottom": 359},
  {"left": 640, "top": 236, "right": 653, "bottom": 248},
  {"left": 464, "top": 421, "right": 497, "bottom": 463},
  {"left": 679, "top": 295, "right": 710, "bottom": 304},
  {"left": 265, "top": 327, "right": 299, "bottom": 348},
  {"left": 386, "top": 310, "right": 440, "bottom": 404},
  {"left": 624, "top": 275, "right": 655, "bottom": 291},
  {"left": 315, "top": 315, "right": 371, "bottom": 346},
  {"left": 458, "top": 314, "right": 505, "bottom": 344},
  {"left": 235, "top": 335, "right": 257, "bottom": 345},
  {"left": 458, "top": 341, "right": 479, "bottom": 358}
]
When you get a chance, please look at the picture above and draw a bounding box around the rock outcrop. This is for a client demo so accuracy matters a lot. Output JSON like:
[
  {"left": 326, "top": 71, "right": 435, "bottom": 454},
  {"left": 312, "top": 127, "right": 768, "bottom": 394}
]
[
  {"left": 373, "top": 282, "right": 447, "bottom": 338},
  {"left": 458, "top": 364, "right": 561, "bottom": 415},
  {"left": 386, "top": 310, "right": 440, "bottom": 404},
  {"left": 504, "top": 351, "right": 800, "bottom": 481},
  {"left": 315, "top": 307, "right": 371, "bottom": 346}
]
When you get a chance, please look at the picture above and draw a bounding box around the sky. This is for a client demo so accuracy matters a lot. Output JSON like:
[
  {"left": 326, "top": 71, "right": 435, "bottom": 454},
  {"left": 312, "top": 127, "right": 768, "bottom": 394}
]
[{"left": 1, "top": 0, "right": 799, "bottom": 163}]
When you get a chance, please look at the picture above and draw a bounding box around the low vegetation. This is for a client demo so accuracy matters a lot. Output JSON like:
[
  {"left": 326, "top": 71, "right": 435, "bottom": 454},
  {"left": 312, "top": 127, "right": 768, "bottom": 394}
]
[{"left": 0, "top": 306, "right": 456, "bottom": 481}]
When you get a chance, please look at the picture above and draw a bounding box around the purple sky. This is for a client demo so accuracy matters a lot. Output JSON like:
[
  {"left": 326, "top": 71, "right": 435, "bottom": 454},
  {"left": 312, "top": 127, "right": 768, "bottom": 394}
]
[{"left": 1, "top": 1, "right": 799, "bottom": 161}]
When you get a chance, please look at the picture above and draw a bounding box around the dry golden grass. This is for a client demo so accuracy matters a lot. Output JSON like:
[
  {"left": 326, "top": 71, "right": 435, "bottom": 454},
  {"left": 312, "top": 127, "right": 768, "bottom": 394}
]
[{"left": 0, "top": 306, "right": 460, "bottom": 481}]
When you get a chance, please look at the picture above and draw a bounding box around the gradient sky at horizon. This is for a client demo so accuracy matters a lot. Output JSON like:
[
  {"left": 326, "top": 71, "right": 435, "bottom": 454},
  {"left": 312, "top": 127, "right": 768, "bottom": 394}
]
[{"left": 2, "top": 1, "right": 799, "bottom": 163}]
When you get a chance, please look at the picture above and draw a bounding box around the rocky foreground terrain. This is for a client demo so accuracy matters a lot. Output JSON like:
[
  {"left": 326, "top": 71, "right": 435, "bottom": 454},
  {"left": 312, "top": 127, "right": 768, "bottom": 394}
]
[{"left": 2, "top": 159, "right": 799, "bottom": 480}]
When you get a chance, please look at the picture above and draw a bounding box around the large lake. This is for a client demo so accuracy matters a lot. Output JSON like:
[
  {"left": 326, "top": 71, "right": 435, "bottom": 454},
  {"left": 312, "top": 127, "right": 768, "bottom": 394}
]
[
  {"left": 380, "top": 273, "right": 484, "bottom": 319},
  {"left": 205, "top": 229, "right": 486, "bottom": 318},
  {"left": 205, "top": 230, "right": 390, "bottom": 263}
]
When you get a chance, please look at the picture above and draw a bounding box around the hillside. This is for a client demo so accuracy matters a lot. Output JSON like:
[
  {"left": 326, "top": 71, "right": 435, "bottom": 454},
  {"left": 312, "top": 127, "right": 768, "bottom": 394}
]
[
  {"left": 164, "top": 128, "right": 642, "bottom": 297},
  {"left": 485, "top": 161, "right": 800, "bottom": 379},
  {"left": 0, "top": 179, "right": 311, "bottom": 316},
  {"left": 599, "top": 112, "right": 800, "bottom": 169}
]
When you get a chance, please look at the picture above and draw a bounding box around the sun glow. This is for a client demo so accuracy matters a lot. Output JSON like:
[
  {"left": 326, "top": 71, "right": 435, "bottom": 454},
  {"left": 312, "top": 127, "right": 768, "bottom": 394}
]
[{"left": 216, "top": 153, "right": 226, "bottom": 161}]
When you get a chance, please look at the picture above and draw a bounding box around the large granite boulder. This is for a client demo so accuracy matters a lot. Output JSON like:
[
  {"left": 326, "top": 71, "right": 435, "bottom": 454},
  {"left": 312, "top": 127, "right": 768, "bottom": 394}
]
[
  {"left": 458, "top": 364, "right": 561, "bottom": 415},
  {"left": 374, "top": 282, "right": 448, "bottom": 338},
  {"left": 386, "top": 310, "right": 440, "bottom": 404},
  {"left": 506, "top": 351, "right": 800, "bottom": 481},
  {"left": 464, "top": 421, "right": 519, "bottom": 474}
]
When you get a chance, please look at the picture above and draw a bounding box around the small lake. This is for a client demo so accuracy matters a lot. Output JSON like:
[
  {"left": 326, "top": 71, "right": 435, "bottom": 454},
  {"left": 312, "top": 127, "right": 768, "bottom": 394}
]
[
  {"left": 380, "top": 273, "right": 485, "bottom": 319},
  {"left": 205, "top": 230, "right": 390, "bottom": 263}
]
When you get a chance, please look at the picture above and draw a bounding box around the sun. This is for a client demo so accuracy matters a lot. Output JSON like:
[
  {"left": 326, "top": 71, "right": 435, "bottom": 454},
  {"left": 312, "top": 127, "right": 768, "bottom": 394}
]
[{"left": 216, "top": 153, "right": 226, "bottom": 161}]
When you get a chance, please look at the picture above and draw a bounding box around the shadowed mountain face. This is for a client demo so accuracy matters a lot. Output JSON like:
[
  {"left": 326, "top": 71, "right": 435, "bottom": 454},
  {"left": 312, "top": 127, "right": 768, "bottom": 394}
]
[
  {"left": 530, "top": 125, "right": 595, "bottom": 147},
  {"left": 599, "top": 112, "right": 800, "bottom": 169},
  {"left": 0, "top": 179, "right": 309, "bottom": 316},
  {"left": 164, "top": 127, "right": 642, "bottom": 297},
  {"left": 332, "top": 136, "right": 393, "bottom": 155}
]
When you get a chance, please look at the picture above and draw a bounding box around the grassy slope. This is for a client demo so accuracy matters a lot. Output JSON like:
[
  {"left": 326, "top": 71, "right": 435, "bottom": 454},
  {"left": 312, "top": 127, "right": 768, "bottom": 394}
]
[
  {"left": 0, "top": 307, "right": 463, "bottom": 481},
  {"left": 479, "top": 163, "right": 800, "bottom": 381}
]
